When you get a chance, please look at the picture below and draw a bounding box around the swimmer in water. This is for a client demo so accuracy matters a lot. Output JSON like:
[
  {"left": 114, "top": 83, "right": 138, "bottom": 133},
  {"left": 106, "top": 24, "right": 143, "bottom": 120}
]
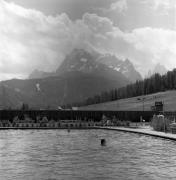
[{"left": 101, "top": 139, "right": 106, "bottom": 146}]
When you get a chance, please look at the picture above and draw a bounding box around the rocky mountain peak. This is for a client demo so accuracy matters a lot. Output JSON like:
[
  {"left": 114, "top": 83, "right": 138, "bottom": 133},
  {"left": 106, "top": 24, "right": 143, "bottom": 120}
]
[
  {"left": 153, "top": 63, "right": 167, "bottom": 75},
  {"left": 146, "top": 63, "right": 167, "bottom": 78},
  {"left": 123, "top": 59, "right": 133, "bottom": 66},
  {"left": 56, "top": 49, "right": 99, "bottom": 74},
  {"left": 96, "top": 55, "right": 142, "bottom": 82},
  {"left": 29, "top": 48, "right": 142, "bottom": 83}
]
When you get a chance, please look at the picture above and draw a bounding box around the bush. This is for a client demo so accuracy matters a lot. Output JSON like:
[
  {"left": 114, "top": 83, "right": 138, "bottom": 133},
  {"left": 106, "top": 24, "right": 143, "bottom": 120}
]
[{"left": 151, "top": 115, "right": 172, "bottom": 132}]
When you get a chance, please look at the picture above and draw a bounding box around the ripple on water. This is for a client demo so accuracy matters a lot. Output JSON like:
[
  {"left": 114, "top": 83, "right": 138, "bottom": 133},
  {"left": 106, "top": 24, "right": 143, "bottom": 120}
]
[{"left": 0, "top": 130, "right": 176, "bottom": 180}]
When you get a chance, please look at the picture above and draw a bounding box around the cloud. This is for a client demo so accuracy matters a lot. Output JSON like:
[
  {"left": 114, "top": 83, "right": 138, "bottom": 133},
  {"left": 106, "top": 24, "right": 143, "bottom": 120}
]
[
  {"left": 123, "top": 28, "right": 176, "bottom": 74},
  {"left": 142, "top": 0, "right": 176, "bottom": 15},
  {"left": 0, "top": 0, "right": 175, "bottom": 80},
  {"left": 110, "top": 0, "right": 127, "bottom": 12},
  {"left": 0, "top": 0, "right": 73, "bottom": 80},
  {"left": 76, "top": 14, "right": 176, "bottom": 76},
  {"left": 74, "top": 13, "right": 176, "bottom": 75},
  {"left": 153, "top": 0, "right": 175, "bottom": 10},
  {"left": 97, "top": 0, "right": 127, "bottom": 15}
]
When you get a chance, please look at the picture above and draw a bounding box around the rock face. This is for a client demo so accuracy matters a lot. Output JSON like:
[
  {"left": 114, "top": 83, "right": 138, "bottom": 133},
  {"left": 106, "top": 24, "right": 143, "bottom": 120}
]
[
  {"left": 96, "top": 54, "right": 142, "bottom": 82},
  {"left": 29, "top": 48, "right": 142, "bottom": 83},
  {"left": 56, "top": 49, "right": 135, "bottom": 82},
  {"left": 56, "top": 49, "right": 98, "bottom": 74}
]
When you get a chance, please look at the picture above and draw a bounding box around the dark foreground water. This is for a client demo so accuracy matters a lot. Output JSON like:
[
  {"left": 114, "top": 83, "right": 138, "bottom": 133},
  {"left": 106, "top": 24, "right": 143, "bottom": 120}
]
[{"left": 0, "top": 130, "right": 176, "bottom": 180}]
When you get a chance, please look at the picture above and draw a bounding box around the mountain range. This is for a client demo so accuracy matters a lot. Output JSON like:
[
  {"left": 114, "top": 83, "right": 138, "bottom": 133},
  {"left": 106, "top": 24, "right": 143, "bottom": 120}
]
[
  {"left": 29, "top": 49, "right": 142, "bottom": 83},
  {"left": 147, "top": 63, "right": 168, "bottom": 78},
  {"left": 0, "top": 49, "right": 142, "bottom": 109}
]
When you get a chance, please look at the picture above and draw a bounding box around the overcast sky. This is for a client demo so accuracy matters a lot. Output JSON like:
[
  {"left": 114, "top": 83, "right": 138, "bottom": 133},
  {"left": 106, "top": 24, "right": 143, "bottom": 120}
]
[{"left": 0, "top": 0, "right": 176, "bottom": 80}]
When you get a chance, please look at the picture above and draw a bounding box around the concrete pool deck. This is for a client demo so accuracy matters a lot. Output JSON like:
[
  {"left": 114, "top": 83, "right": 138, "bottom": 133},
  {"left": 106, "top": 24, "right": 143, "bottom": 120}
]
[
  {"left": 1, "top": 125, "right": 176, "bottom": 141},
  {"left": 100, "top": 126, "right": 176, "bottom": 141}
]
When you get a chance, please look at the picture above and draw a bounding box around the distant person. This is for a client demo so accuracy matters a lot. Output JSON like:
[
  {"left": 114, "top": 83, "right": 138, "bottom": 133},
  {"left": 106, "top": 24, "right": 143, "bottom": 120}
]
[
  {"left": 101, "top": 139, "right": 106, "bottom": 146},
  {"left": 143, "top": 119, "right": 145, "bottom": 126}
]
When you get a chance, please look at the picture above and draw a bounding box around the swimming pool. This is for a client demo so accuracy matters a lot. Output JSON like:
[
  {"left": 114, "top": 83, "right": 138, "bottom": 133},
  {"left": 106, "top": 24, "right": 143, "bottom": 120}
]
[{"left": 0, "top": 129, "right": 175, "bottom": 180}]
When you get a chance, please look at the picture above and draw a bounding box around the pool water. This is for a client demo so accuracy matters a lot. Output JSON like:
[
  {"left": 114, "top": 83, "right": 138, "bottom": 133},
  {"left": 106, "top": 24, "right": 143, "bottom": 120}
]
[{"left": 0, "top": 129, "right": 176, "bottom": 180}]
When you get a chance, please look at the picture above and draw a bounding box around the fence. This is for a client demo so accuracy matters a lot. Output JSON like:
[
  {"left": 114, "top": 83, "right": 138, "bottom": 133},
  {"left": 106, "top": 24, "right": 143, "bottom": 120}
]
[{"left": 0, "top": 110, "right": 156, "bottom": 122}]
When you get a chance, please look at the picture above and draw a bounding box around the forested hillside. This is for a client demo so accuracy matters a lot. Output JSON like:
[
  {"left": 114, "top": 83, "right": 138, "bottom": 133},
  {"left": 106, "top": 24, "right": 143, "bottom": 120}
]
[{"left": 73, "top": 69, "right": 176, "bottom": 107}]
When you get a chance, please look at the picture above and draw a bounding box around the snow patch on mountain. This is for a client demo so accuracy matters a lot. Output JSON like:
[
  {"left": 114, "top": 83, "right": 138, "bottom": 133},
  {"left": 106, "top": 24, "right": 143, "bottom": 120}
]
[
  {"left": 80, "top": 58, "right": 88, "bottom": 63},
  {"left": 70, "top": 65, "right": 75, "bottom": 68},
  {"left": 114, "top": 67, "right": 120, "bottom": 71},
  {"left": 36, "top": 83, "right": 41, "bottom": 91},
  {"left": 15, "top": 88, "right": 20, "bottom": 92}
]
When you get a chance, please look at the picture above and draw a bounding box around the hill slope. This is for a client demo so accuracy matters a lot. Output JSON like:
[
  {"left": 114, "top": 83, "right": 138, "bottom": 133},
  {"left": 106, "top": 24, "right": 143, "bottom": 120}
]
[
  {"left": 78, "top": 90, "right": 176, "bottom": 111},
  {"left": 0, "top": 70, "right": 129, "bottom": 109}
]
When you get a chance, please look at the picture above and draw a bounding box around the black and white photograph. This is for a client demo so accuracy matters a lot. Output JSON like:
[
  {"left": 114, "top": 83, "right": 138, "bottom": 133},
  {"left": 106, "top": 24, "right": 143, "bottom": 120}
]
[{"left": 0, "top": 0, "right": 176, "bottom": 179}]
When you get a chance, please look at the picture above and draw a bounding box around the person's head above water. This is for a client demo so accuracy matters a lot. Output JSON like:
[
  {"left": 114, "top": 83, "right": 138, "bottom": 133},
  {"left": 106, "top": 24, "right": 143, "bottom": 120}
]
[{"left": 101, "top": 139, "right": 106, "bottom": 146}]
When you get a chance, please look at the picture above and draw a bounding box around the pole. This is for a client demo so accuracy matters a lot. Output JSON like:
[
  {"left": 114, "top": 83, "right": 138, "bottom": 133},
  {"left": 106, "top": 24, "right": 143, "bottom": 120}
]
[
  {"left": 142, "top": 82, "right": 145, "bottom": 114},
  {"left": 163, "top": 116, "right": 166, "bottom": 133},
  {"left": 163, "top": 101, "right": 166, "bottom": 133}
]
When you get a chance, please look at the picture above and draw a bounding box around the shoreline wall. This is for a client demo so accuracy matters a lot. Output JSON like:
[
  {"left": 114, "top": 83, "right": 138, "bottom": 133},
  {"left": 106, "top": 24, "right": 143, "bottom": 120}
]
[{"left": 0, "top": 110, "right": 155, "bottom": 122}]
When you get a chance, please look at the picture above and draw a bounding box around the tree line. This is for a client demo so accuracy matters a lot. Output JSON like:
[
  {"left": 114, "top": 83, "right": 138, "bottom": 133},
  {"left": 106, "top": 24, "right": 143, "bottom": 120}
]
[{"left": 68, "top": 68, "right": 176, "bottom": 108}]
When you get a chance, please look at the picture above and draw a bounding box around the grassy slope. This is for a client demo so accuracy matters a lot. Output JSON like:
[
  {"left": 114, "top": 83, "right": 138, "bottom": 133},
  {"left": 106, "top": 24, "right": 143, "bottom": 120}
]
[{"left": 78, "top": 90, "right": 176, "bottom": 111}]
